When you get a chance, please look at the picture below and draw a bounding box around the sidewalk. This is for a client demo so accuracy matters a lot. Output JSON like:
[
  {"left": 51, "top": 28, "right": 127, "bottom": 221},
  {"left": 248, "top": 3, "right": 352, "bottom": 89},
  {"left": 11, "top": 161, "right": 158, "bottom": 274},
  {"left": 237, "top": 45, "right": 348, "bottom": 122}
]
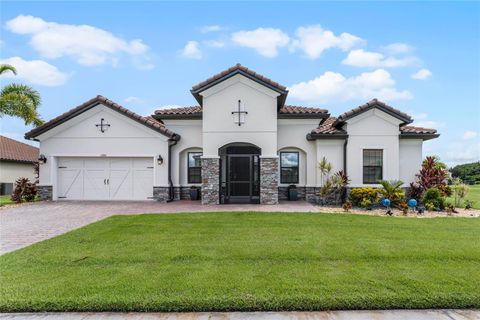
[{"left": 1, "top": 310, "right": 478, "bottom": 320}]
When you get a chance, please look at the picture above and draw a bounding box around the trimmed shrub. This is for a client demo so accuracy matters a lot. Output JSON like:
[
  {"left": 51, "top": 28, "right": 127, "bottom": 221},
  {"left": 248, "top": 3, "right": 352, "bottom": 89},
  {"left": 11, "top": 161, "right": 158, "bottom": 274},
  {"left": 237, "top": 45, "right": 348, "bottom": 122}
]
[
  {"left": 422, "top": 187, "right": 445, "bottom": 210},
  {"left": 349, "top": 187, "right": 379, "bottom": 207}
]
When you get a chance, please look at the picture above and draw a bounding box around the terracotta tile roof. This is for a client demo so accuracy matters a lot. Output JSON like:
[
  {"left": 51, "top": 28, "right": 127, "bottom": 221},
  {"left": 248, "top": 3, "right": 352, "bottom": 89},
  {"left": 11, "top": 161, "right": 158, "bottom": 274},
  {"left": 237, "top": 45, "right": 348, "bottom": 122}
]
[
  {"left": 154, "top": 106, "right": 202, "bottom": 115},
  {"left": 191, "top": 63, "right": 287, "bottom": 92},
  {"left": 400, "top": 126, "right": 437, "bottom": 134},
  {"left": 0, "top": 135, "right": 39, "bottom": 163},
  {"left": 25, "top": 96, "right": 179, "bottom": 140},
  {"left": 335, "top": 98, "right": 413, "bottom": 125},
  {"left": 153, "top": 104, "right": 329, "bottom": 118},
  {"left": 310, "top": 117, "right": 347, "bottom": 135},
  {"left": 279, "top": 105, "right": 328, "bottom": 115}
]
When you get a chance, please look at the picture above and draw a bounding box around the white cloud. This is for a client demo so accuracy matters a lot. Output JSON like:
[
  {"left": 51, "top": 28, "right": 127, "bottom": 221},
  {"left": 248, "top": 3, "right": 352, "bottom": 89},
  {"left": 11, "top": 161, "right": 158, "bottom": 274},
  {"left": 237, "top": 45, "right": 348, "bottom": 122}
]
[
  {"left": 200, "top": 25, "right": 223, "bottom": 33},
  {"left": 125, "top": 96, "right": 144, "bottom": 104},
  {"left": 0, "top": 56, "right": 69, "bottom": 86},
  {"left": 181, "top": 41, "right": 202, "bottom": 59},
  {"left": 383, "top": 42, "right": 412, "bottom": 54},
  {"left": 289, "top": 69, "right": 412, "bottom": 104},
  {"left": 204, "top": 40, "right": 225, "bottom": 48},
  {"left": 290, "top": 25, "right": 364, "bottom": 59},
  {"left": 412, "top": 112, "right": 428, "bottom": 120},
  {"left": 463, "top": 130, "right": 478, "bottom": 140},
  {"left": 446, "top": 141, "right": 480, "bottom": 164},
  {"left": 6, "top": 15, "right": 152, "bottom": 67},
  {"left": 342, "top": 49, "right": 418, "bottom": 68},
  {"left": 231, "top": 28, "right": 290, "bottom": 58},
  {"left": 411, "top": 68, "right": 432, "bottom": 80}
]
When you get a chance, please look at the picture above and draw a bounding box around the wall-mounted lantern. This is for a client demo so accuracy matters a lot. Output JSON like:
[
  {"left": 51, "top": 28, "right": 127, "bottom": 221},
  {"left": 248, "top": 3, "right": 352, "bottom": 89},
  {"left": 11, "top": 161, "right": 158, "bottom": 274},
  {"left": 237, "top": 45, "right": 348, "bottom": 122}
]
[
  {"left": 157, "top": 155, "right": 164, "bottom": 165},
  {"left": 38, "top": 154, "right": 47, "bottom": 164}
]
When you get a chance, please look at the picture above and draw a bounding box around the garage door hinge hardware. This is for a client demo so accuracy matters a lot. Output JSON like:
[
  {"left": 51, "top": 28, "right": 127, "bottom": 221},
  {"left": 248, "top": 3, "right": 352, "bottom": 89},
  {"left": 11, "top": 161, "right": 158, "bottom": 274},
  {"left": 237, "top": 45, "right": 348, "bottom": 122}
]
[
  {"left": 58, "top": 196, "right": 67, "bottom": 199},
  {"left": 58, "top": 166, "right": 67, "bottom": 169},
  {"left": 147, "top": 166, "right": 154, "bottom": 169}
]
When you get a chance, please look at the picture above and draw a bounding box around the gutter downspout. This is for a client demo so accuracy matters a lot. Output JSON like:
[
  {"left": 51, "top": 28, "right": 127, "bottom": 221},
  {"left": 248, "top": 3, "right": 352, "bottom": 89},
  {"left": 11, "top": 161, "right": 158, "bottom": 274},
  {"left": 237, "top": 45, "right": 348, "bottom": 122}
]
[
  {"left": 342, "top": 136, "right": 349, "bottom": 203},
  {"left": 343, "top": 136, "right": 348, "bottom": 174},
  {"left": 166, "top": 135, "right": 180, "bottom": 202}
]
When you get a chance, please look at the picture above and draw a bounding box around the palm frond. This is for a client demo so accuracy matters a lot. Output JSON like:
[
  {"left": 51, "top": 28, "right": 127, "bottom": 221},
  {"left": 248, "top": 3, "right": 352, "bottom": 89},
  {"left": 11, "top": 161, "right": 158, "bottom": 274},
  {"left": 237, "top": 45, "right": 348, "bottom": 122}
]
[{"left": 0, "top": 64, "right": 17, "bottom": 76}]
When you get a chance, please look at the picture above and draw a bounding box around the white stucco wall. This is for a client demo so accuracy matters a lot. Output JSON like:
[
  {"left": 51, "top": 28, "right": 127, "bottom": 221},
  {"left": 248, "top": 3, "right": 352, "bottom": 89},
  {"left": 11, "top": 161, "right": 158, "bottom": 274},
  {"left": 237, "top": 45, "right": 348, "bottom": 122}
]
[
  {"left": 277, "top": 119, "right": 319, "bottom": 187},
  {"left": 36, "top": 104, "right": 170, "bottom": 197},
  {"left": 346, "top": 109, "right": 402, "bottom": 187},
  {"left": 315, "top": 140, "right": 345, "bottom": 186},
  {"left": 200, "top": 75, "right": 279, "bottom": 157},
  {"left": 0, "top": 161, "right": 36, "bottom": 183},
  {"left": 399, "top": 139, "right": 423, "bottom": 185},
  {"left": 162, "top": 120, "right": 203, "bottom": 186}
]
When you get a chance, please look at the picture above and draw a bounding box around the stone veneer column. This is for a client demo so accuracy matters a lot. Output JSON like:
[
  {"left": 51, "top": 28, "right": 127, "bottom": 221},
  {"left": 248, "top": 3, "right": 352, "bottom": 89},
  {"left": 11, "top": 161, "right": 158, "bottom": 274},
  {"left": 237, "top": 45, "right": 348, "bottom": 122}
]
[
  {"left": 37, "top": 185, "right": 53, "bottom": 201},
  {"left": 260, "top": 157, "right": 279, "bottom": 205},
  {"left": 201, "top": 157, "right": 220, "bottom": 205},
  {"left": 153, "top": 186, "right": 169, "bottom": 202}
]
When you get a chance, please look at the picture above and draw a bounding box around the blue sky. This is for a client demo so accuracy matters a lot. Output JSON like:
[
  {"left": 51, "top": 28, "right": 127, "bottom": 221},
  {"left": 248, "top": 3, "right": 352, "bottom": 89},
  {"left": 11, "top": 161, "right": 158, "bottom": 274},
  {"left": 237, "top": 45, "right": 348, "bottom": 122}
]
[{"left": 1, "top": 1, "right": 479, "bottom": 166}]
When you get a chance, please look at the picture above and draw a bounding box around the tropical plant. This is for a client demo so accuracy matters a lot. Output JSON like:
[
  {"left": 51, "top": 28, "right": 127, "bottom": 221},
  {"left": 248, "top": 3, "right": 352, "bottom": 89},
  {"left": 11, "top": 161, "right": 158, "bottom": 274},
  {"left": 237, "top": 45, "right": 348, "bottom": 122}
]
[
  {"left": 0, "top": 64, "right": 43, "bottom": 126},
  {"left": 378, "top": 180, "right": 405, "bottom": 206},
  {"left": 422, "top": 187, "right": 445, "bottom": 210},
  {"left": 464, "top": 200, "right": 474, "bottom": 210},
  {"left": 410, "top": 156, "right": 450, "bottom": 200},
  {"left": 342, "top": 200, "right": 352, "bottom": 212},
  {"left": 11, "top": 177, "right": 37, "bottom": 203},
  {"left": 349, "top": 187, "right": 379, "bottom": 207},
  {"left": 452, "top": 179, "right": 469, "bottom": 207},
  {"left": 318, "top": 156, "right": 332, "bottom": 186}
]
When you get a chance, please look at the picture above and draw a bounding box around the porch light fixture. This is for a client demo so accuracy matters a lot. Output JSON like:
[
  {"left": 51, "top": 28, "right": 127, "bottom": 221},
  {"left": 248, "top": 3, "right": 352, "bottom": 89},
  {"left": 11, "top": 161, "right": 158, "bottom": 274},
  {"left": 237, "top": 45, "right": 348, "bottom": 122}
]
[
  {"left": 157, "top": 155, "right": 164, "bottom": 165},
  {"left": 38, "top": 154, "right": 47, "bottom": 164}
]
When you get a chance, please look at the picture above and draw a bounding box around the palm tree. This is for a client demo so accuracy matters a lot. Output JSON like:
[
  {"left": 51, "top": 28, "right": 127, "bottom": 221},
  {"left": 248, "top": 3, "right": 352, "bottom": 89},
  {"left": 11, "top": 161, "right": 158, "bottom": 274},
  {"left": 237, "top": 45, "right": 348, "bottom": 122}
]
[
  {"left": 0, "top": 64, "right": 43, "bottom": 126},
  {"left": 378, "top": 180, "right": 405, "bottom": 204}
]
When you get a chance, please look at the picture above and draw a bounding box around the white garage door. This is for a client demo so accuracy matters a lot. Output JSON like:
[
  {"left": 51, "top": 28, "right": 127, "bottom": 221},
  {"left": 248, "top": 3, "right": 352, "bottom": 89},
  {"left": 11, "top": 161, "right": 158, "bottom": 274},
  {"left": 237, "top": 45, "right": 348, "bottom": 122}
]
[{"left": 57, "top": 157, "right": 154, "bottom": 200}]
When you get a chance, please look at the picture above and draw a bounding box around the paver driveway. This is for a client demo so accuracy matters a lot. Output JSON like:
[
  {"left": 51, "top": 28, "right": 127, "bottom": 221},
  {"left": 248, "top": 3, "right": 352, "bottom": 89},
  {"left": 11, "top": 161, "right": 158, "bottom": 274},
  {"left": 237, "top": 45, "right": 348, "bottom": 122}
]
[{"left": 0, "top": 200, "right": 318, "bottom": 255}]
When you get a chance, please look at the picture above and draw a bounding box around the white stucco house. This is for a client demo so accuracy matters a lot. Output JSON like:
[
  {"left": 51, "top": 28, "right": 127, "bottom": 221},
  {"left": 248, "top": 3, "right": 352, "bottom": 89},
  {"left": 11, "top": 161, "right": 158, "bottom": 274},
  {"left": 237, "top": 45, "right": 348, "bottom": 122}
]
[
  {"left": 0, "top": 135, "right": 39, "bottom": 195},
  {"left": 25, "top": 64, "right": 439, "bottom": 204}
]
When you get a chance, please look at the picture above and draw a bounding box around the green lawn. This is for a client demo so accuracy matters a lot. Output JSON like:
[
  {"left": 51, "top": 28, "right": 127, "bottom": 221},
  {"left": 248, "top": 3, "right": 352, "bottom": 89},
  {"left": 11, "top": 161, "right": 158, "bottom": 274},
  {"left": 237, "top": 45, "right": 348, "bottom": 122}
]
[
  {"left": 1, "top": 212, "right": 479, "bottom": 312},
  {"left": 447, "top": 184, "right": 480, "bottom": 209},
  {"left": 0, "top": 195, "right": 13, "bottom": 206}
]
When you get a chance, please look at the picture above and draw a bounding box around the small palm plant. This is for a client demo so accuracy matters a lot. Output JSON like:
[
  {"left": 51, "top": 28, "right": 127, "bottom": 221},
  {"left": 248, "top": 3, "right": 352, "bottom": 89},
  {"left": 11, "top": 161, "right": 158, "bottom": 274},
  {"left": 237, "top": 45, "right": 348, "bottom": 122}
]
[
  {"left": 318, "top": 156, "right": 332, "bottom": 186},
  {"left": 378, "top": 180, "right": 405, "bottom": 205}
]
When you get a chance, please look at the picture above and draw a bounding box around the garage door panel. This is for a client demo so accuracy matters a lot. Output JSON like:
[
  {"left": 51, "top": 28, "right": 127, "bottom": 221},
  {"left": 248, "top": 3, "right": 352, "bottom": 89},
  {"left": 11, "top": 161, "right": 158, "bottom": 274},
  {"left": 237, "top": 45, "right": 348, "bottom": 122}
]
[
  {"left": 133, "top": 169, "right": 154, "bottom": 199},
  {"left": 109, "top": 169, "right": 133, "bottom": 200},
  {"left": 84, "top": 168, "right": 108, "bottom": 200},
  {"left": 57, "top": 157, "right": 153, "bottom": 200},
  {"left": 58, "top": 169, "right": 83, "bottom": 199}
]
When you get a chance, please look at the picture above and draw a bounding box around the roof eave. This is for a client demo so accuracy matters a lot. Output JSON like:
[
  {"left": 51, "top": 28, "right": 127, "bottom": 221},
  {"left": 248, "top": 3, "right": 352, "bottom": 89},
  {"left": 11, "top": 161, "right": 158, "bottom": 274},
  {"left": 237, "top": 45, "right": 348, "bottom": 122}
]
[
  {"left": 278, "top": 113, "right": 330, "bottom": 119},
  {"left": 152, "top": 113, "right": 203, "bottom": 120},
  {"left": 306, "top": 133, "right": 349, "bottom": 141},
  {"left": 400, "top": 133, "right": 440, "bottom": 141},
  {"left": 191, "top": 69, "right": 288, "bottom": 108}
]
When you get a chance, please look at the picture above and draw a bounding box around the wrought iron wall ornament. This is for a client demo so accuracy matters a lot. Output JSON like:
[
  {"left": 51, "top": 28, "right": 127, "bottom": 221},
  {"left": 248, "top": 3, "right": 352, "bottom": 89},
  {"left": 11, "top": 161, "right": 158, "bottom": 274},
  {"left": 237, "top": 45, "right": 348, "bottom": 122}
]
[
  {"left": 95, "top": 118, "right": 111, "bottom": 133},
  {"left": 231, "top": 99, "right": 248, "bottom": 126}
]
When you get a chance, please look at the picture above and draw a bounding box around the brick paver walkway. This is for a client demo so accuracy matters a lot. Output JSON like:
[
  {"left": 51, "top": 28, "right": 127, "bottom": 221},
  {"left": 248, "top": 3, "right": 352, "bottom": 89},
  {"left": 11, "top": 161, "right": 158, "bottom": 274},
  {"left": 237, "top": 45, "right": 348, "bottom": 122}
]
[{"left": 0, "top": 200, "right": 319, "bottom": 255}]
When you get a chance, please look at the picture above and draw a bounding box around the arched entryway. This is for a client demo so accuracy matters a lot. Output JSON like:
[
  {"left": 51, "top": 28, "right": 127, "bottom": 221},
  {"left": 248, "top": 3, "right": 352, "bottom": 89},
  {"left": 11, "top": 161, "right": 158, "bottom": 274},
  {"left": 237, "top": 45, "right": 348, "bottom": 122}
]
[{"left": 219, "top": 143, "right": 261, "bottom": 204}]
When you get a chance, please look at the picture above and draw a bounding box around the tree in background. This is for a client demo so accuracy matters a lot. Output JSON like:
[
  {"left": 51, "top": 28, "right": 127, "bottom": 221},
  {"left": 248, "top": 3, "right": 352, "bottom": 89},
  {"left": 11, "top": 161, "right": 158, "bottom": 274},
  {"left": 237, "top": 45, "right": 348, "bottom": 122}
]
[
  {"left": 0, "top": 64, "right": 43, "bottom": 126},
  {"left": 450, "top": 162, "right": 480, "bottom": 184}
]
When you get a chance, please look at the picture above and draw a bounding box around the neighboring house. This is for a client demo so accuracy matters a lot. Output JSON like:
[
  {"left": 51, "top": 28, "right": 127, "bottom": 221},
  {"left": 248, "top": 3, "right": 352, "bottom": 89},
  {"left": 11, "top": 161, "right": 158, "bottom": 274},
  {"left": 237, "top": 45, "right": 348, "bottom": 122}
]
[
  {"left": 25, "top": 64, "right": 438, "bottom": 204},
  {"left": 0, "top": 136, "right": 39, "bottom": 195}
]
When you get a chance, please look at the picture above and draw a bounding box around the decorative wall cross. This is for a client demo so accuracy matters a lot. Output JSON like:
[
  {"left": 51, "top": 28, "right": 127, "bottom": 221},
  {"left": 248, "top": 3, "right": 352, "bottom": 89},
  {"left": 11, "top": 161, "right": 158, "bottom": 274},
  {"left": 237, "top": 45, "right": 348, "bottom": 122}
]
[
  {"left": 95, "top": 118, "right": 111, "bottom": 133},
  {"left": 231, "top": 99, "right": 248, "bottom": 126}
]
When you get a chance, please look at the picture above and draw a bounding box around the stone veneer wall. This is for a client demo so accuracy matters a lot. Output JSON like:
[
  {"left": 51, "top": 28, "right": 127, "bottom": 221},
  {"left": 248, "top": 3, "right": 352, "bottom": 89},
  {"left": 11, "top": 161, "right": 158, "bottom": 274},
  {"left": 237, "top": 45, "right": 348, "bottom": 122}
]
[
  {"left": 260, "top": 157, "right": 279, "bottom": 204},
  {"left": 201, "top": 157, "right": 220, "bottom": 205},
  {"left": 37, "top": 185, "right": 52, "bottom": 201},
  {"left": 278, "top": 186, "right": 319, "bottom": 203},
  {"left": 153, "top": 186, "right": 169, "bottom": 202}
]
